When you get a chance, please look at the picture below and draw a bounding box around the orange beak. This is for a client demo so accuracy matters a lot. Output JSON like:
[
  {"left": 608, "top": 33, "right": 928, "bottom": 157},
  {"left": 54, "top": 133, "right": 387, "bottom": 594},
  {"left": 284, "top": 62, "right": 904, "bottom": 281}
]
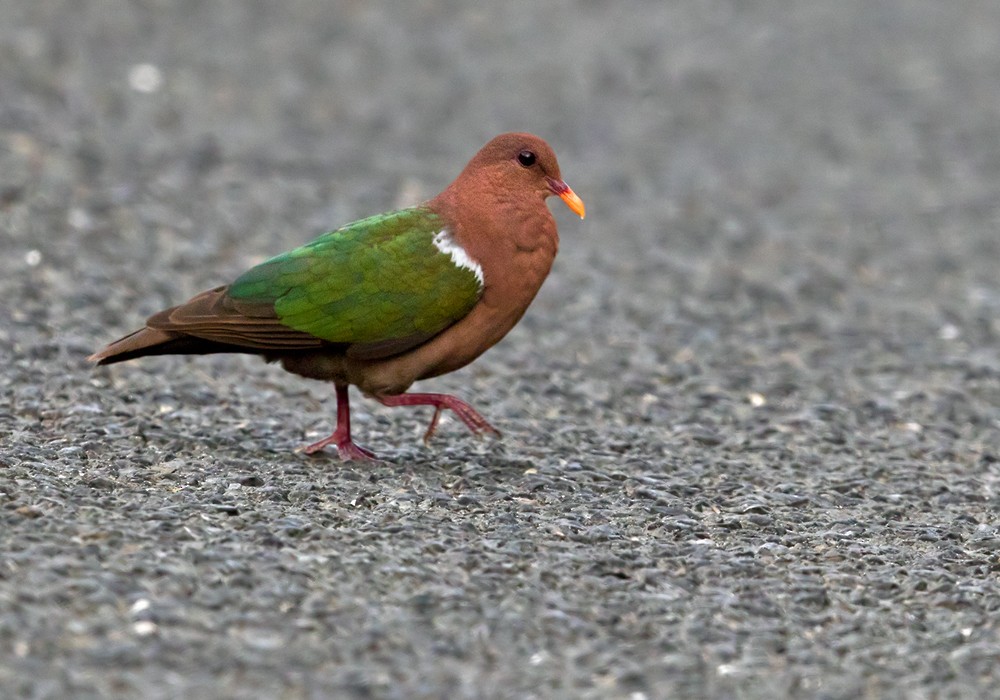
[{"left": 547, "top": 178, "right": 586, "bottom": 219}]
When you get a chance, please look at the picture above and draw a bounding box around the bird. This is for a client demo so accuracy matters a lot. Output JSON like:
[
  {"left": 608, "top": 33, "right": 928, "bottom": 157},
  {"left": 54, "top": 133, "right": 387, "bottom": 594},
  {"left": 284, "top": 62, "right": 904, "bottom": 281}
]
[{"left": 89, "top": 132, "right": 585, "bottom": 460}]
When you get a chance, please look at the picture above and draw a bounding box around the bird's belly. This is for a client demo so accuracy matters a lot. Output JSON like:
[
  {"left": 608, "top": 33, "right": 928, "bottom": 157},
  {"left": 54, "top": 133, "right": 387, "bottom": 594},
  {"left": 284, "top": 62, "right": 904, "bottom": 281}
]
[
  {"left": 343, "top": 297, "right": 528, "bottom": 398},
  {"left": 275, "top": 351, "right": 349, "bottom": 382}
]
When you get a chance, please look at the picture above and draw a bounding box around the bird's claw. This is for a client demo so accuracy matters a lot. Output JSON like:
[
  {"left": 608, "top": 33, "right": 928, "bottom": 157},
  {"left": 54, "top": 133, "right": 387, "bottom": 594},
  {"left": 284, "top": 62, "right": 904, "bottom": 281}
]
[
  {"left": 376, "top": 392, "right": 500, "bottom": 444},
  {"left": 302, "top": 434, "right": 379, "bottom": 461}
]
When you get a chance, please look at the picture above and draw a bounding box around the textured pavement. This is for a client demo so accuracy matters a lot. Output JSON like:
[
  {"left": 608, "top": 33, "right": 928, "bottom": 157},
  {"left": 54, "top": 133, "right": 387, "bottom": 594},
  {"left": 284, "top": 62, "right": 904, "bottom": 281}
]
[{"left": 3, "top": 2, "right": 1000, "bottom": 698}]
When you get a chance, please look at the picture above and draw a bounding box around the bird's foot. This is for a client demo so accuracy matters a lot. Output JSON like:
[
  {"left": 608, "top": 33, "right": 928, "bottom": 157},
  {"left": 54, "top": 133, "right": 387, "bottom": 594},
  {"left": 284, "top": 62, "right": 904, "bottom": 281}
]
[
  {"left": 376, "top": 393, "right": 501, "bottom": 443},
  {"left": 301, "top": 433, "right": 379, "bottom": 461},
  {"left": 299, "top": 383, "right": 380, "bottom": 461}
]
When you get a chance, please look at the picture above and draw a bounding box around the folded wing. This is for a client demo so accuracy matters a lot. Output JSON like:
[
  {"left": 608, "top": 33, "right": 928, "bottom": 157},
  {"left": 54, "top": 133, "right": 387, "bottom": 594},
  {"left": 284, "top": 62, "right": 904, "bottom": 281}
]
[{"left": 145, "top": 207, "right": 484, "bottom": 360}]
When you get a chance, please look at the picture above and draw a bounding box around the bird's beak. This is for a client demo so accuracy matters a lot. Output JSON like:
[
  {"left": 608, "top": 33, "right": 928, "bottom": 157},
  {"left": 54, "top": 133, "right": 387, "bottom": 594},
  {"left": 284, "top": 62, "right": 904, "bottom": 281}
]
[{"left": 546, "top": 178, "right": 586, "bottom": 219}]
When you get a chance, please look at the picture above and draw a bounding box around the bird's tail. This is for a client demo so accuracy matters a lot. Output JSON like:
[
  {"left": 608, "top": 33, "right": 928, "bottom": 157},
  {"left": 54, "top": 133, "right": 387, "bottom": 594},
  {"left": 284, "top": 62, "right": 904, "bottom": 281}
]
[{"left": 88, "top": 327, "right": 205, "bottom": 365}]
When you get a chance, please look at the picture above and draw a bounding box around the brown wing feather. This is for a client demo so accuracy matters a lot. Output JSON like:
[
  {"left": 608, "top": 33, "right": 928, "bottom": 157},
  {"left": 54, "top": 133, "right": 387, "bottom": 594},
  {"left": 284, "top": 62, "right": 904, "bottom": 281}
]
[
  {"left": 146, "top": 286, "right": 325, "bottom": 350},
  {"left": 92, "top": 285, "right": 443, "bottom": 366}
]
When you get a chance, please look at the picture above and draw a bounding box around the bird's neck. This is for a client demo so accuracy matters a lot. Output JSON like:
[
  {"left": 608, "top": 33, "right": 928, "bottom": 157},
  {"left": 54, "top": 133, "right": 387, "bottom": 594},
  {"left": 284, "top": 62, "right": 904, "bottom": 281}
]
[{"left": 429, "top": 176, "right": 559, "bottom": 261}]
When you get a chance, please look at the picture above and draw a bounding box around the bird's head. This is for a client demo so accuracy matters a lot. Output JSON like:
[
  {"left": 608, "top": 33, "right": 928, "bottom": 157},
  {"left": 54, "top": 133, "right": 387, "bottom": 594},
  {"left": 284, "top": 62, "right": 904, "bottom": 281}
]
[{"left": 450, "top": 133, "right": 585, "bottom": 219}]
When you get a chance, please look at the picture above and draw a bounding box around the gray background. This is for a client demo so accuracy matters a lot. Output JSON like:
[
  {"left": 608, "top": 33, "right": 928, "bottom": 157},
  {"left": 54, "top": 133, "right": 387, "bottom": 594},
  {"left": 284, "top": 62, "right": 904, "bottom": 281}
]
[{"left": 3, "top": 1, "right": 1000, "bottom": 698}]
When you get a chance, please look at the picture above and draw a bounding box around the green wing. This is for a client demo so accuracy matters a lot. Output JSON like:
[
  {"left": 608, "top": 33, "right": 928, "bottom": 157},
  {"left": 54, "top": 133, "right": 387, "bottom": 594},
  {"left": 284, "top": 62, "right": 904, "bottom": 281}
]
[{"left": 227, "top": 207, "right": 483, "bottom": 346}]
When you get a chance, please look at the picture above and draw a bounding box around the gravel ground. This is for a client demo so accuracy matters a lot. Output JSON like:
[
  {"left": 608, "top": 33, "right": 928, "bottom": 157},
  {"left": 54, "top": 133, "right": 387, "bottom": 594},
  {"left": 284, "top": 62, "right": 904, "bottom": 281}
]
[{"left": 3, "top": 2, "right": 1000, "bottom": 698}]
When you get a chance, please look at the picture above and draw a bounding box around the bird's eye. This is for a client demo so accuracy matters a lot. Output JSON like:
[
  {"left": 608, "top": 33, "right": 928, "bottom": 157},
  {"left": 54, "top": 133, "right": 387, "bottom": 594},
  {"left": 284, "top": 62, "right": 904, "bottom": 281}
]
[{"left": 517, "top": 150, "right": 537, "bottom": 167}]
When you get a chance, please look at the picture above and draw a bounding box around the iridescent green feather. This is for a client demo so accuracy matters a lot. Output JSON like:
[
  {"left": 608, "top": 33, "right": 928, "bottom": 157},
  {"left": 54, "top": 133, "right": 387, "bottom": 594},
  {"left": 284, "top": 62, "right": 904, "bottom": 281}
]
[{"left": 227, "top": 207, "right": 482, "bottom": 343}]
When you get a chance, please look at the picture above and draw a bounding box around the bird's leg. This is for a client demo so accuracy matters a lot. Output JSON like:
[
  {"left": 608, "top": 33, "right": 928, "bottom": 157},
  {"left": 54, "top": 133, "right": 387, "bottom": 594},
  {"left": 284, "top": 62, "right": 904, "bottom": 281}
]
[
  {"left": 303, "top": 384, "right": 378, "bottom": 461},
  {"left": 375, "top": 393, "right": 501, "bottom": 443}
]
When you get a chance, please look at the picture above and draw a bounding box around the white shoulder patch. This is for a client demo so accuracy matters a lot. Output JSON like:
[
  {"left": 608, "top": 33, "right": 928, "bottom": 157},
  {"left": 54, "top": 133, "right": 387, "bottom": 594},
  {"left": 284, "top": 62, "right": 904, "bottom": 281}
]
[{"left": 433, "top": 229, "right": 485, "bottom": 288}]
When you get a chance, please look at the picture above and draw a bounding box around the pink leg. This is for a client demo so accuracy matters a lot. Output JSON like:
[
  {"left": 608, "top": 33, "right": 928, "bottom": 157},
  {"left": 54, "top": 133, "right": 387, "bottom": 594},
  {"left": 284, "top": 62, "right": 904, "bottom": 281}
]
[
  {"left": 375, "top": 392, "right": 501, "bottom": 443},
  {"left": 303, "top": 384, "right": 378, "bottom": 461}
]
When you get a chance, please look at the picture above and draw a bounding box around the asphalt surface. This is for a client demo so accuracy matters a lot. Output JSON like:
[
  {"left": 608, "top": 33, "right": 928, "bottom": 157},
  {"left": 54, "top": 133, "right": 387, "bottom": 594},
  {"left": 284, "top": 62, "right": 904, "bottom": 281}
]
[{"left": 3, "top": 2, "right": 1000, "bottom": 698}]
